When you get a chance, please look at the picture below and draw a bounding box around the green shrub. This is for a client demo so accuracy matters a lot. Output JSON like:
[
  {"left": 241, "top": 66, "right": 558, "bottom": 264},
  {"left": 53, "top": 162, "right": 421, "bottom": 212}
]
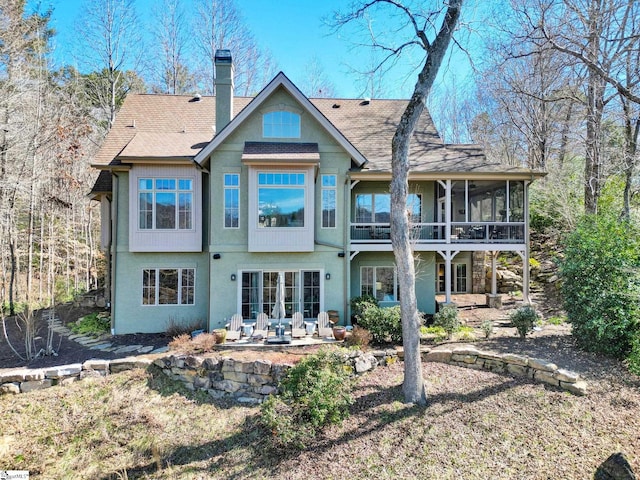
[
  {"left": 356, "top": 305, "right": 403, "bottom": 344},
  {"left": 546, "top": 316, "right": 566, "bottom": 326},
  {"left": 560, "top": 214, "right": 640, "bottom": 358},
  {"left": 456, "top": 325, "right": 476, "bottom": 342},
  {"left": 70, "top": 312, "right": 110, "bottom": 336},
  {"left": 480, "top": 319, "right": 494, "bottom": 338},
  {"left": 349, "top": 295, "right": 378, "bottom": 323},
  {"left": 627, "top": 334, "right": 640, "bottom": 376},
  {"left": 433, "top": 305, "right": 460, "bottom": 339},
  {"left": 421, "top": 325, "right": 448, "bottom": 343},
  {"left": 260, "top": 348, "right": 354, "bottom": 449},
  {"left": 509, "top": 305, "right": 539, "bottom": 339}
]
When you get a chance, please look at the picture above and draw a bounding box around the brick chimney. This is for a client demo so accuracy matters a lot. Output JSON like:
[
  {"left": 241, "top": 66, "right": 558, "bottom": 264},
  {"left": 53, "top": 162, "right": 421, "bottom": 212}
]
[{"left": 215, "top": 49, "right": 234, "bottom": 132}]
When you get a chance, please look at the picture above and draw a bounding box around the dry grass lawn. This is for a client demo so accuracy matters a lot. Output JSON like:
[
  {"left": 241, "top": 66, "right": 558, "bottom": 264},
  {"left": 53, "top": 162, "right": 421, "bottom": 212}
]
[{"left": 1, "top": 355, "right": 639, "bottom": 479}]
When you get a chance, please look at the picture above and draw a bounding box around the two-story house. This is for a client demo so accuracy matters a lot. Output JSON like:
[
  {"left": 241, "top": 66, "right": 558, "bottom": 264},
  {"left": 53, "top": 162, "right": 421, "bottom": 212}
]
[{"left": 91, "top": 50, "right": 543, "bottom": 335}]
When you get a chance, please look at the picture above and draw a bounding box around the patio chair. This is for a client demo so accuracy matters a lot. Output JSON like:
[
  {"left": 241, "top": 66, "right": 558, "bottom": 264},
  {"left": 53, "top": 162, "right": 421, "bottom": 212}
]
[
  {"left": 252, "top": 312, "right": 269, "bottom": 339},
  {"left": 225, "top": 313, "right": 243, "bottom": 341},
  {"left": 290, "top": 312, "right": 305, "bottom": 338},
  {"left": 317, "top": 311, "right": 333, "bottom": 338}
]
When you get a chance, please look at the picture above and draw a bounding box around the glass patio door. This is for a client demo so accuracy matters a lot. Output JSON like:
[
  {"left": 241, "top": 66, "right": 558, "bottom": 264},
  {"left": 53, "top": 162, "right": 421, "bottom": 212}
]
[{"left": 241, "top": 270, "right": 321, "bottom": 319}]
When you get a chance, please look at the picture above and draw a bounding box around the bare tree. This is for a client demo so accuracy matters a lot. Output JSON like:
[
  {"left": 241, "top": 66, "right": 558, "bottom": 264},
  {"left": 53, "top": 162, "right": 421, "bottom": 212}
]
[
  {"left": 75, "top": 0, "right": 144, "bottom": 130},
  {"left": 192, "top": 0, "right": 277, "bottom": 96},
  {"left": 522, "top": 0, "right": 640, "bottom": 213},
  {"left": 152, "top": 0, "right": 196, "bottom": 94},
  {"left": 299, "top": 55, "right": 337, "bottom": 98},
  {"left": 333, "top": 0, "right": 464, "bottom": 405}
]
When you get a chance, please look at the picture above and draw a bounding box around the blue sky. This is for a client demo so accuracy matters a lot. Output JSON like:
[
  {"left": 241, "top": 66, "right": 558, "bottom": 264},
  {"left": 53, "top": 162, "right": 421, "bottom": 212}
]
[{"left": 32, "top": 0, "right": 479, "bottom": 99}]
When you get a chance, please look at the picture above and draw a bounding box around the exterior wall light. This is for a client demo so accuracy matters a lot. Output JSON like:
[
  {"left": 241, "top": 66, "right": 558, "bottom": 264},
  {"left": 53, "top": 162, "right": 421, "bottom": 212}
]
[
  {"left": 213, "top": 253, "right": 221, "bottom": 259},
  {"left": 230, "top": 274, "right": 236, "bottom": 281},
  {"left": 325, "top": 273, "right": 331, "bottom": 280}
]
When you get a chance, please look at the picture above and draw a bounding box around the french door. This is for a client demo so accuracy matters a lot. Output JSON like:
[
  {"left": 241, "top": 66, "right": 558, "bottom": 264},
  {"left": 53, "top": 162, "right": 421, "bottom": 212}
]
[{"left": 241, "top": 270, "right": 321, "bottom": 319}]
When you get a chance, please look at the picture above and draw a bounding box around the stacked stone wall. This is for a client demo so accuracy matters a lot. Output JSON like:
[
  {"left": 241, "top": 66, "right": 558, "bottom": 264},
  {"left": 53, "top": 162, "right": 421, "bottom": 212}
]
[
  {"left": 422, "top": 346, "right": 587, "bottom": 395},
  {"left": 0, "top": 347, "right": 586, "bottom": 399}
]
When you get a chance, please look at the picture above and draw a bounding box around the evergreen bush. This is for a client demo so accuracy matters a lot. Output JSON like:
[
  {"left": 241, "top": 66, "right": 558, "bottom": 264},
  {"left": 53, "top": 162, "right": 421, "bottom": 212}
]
[
  {"left": 560, "top": 214, "right": 640, "bottom": 358},
  {"left": 260, "top": 348, "right": 354, "bottom": 449},
  {"left": 509, "top": 305, "right": 539, "bottom": 339},
  {"left": 356, "top": 305, "right": 403, "bottom": 344},
  {"left": 349, "top": 295, "right": 378, "bottom": 323},
  {"left": 433, "top": 305, "right": 460, "bottom": 339}
]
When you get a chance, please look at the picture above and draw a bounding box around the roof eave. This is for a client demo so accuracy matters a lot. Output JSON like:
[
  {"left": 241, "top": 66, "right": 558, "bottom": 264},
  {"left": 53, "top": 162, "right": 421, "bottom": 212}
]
[
  {"left": 349, "top": 170, "right": 547, "bottom": 181},
  {"left": 115, "top": 156, "right": 196, "bottom": 164}
]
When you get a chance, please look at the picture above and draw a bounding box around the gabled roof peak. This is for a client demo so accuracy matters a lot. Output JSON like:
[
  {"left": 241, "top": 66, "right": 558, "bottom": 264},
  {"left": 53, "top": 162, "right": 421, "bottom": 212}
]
[{"left": 193, "top": 71, "right": 368, "bottom": 167}]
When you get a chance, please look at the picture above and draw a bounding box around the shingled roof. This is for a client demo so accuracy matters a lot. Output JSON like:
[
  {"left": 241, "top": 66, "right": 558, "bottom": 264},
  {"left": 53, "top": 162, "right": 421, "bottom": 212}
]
[{"left": 91, "top": 80, "right": 537, "bottom": 196}]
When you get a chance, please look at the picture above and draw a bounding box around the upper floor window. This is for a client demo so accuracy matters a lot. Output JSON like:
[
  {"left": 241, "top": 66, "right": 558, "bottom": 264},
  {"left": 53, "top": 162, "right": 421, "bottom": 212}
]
[
  {"left": 321, "top": 174, "right": 336, "bottom": 228},
  {"left": 224, "top": 174, "right": 239, "bottom": 228},
  {"left": 355, "top": 193, "right": 421, "bottom": 223},
  {"left": 139, "top": 178, "right": 193, "bottom": 230},
  {"left": 258, "top": 172, "right": 305, "bottom": 228},
  {"left": 263, "top": 110, "right": 301, "bottom": 138}
]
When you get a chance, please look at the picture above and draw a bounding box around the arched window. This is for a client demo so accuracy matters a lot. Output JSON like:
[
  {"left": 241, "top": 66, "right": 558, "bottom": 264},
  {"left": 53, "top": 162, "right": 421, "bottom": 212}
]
[{"left": 263, "top": 110, "right": 300, "bottom": 138}]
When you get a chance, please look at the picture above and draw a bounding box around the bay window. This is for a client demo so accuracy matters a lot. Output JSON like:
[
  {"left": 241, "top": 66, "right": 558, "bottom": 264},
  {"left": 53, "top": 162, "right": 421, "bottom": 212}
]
[
  {"left": 258, "top": 172, "right": 305, "bottom": 228},
  {"left": 138, "top": 178, "right": 193, "bottom": 230}
]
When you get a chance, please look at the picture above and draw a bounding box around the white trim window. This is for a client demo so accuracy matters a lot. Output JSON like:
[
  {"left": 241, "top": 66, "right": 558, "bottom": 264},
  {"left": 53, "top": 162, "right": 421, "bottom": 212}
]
[
  {"left": 436, "top": 262, "right": 468, "bottom": 293},
  {"left": 361, "top": 266, "right": 398, "bottom": 302},
  {"left": 142, "top": 268, "right": 195, "bottom": 305},
  {"left": 258, "top": 172, "right": 306, "bottom": 228},
  {"left": 224, "top": 173, "right": 240, "bottom": 228},
  {"left": 139, "top": 178, "right": 193, "bottom": 230},
  {"left": 240, "top": 270, "right": 321, "bottom": 319},
  {"left": 321, "top": 174, "right": 337, "bottom": 228},
  {"left": 263, "top": 110, "right": 301, "bottom": 138}
]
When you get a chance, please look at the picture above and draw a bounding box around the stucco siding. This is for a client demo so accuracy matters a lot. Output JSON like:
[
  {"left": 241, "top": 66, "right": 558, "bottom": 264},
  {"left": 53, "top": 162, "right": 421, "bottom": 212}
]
[{"left": 112, "top": 252, "right": 209, "bottom": 334}]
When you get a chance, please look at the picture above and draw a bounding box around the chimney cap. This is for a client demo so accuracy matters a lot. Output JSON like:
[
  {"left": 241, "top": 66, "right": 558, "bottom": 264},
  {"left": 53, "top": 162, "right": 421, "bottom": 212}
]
[{"left": 215, "top": 49, "right": 232, "bottom": 63}]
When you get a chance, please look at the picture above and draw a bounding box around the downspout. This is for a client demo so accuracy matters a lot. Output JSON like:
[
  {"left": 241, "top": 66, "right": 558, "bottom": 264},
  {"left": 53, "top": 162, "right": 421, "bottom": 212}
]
[
  {"left": 202, "top": 168, "right": 211, "bottom": 332},
  {"left": 344, "top": 176, "right": 350, "bottom": 326},
  {"left": 193, "top": 150, "right": 211, "bottom": 330},
  {"left": 110, "top": 171, "right": 119, "bottom": 335}
]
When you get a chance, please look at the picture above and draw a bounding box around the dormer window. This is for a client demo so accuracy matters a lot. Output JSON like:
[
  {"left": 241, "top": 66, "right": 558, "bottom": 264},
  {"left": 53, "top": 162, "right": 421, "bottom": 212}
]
[{"left": 263, "top": 110, "right": 300, "bottom": 138}]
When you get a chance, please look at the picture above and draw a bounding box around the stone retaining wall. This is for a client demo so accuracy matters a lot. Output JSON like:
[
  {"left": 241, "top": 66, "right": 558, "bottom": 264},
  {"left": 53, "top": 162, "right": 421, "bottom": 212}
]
[
  {"left": 152, "top": 349, "right": 398, "bottom": 404},
  {"left": 0, "top": 349, "right": 399, "bottom": 401},
  {"left": 0, "top": 346, "right": 587, "bottom": 398},
  {"left": 422, "top": 346, "right": 587, "bottom": 395}
]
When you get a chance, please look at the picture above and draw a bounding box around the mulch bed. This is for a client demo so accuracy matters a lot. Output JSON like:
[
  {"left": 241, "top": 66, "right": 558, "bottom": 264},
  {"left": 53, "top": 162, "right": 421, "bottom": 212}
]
[{"left": 0, "top": 304, "right": 170, "bottom": 371}]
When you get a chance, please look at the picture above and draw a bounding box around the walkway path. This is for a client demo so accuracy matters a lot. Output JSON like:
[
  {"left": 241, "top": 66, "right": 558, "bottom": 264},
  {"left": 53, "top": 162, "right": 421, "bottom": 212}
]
[{"left": 47, "top": 311, "right": 169, "bottom": 356}]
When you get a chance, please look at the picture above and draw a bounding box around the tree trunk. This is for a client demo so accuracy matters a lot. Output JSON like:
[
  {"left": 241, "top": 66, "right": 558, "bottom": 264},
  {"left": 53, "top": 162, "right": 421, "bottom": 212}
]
[
  {"left": 390, "top": 0, "right": 463, "bottom": 405},
  {"left": 584, "top": 67, "right": 605, "bottom": 214}
]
